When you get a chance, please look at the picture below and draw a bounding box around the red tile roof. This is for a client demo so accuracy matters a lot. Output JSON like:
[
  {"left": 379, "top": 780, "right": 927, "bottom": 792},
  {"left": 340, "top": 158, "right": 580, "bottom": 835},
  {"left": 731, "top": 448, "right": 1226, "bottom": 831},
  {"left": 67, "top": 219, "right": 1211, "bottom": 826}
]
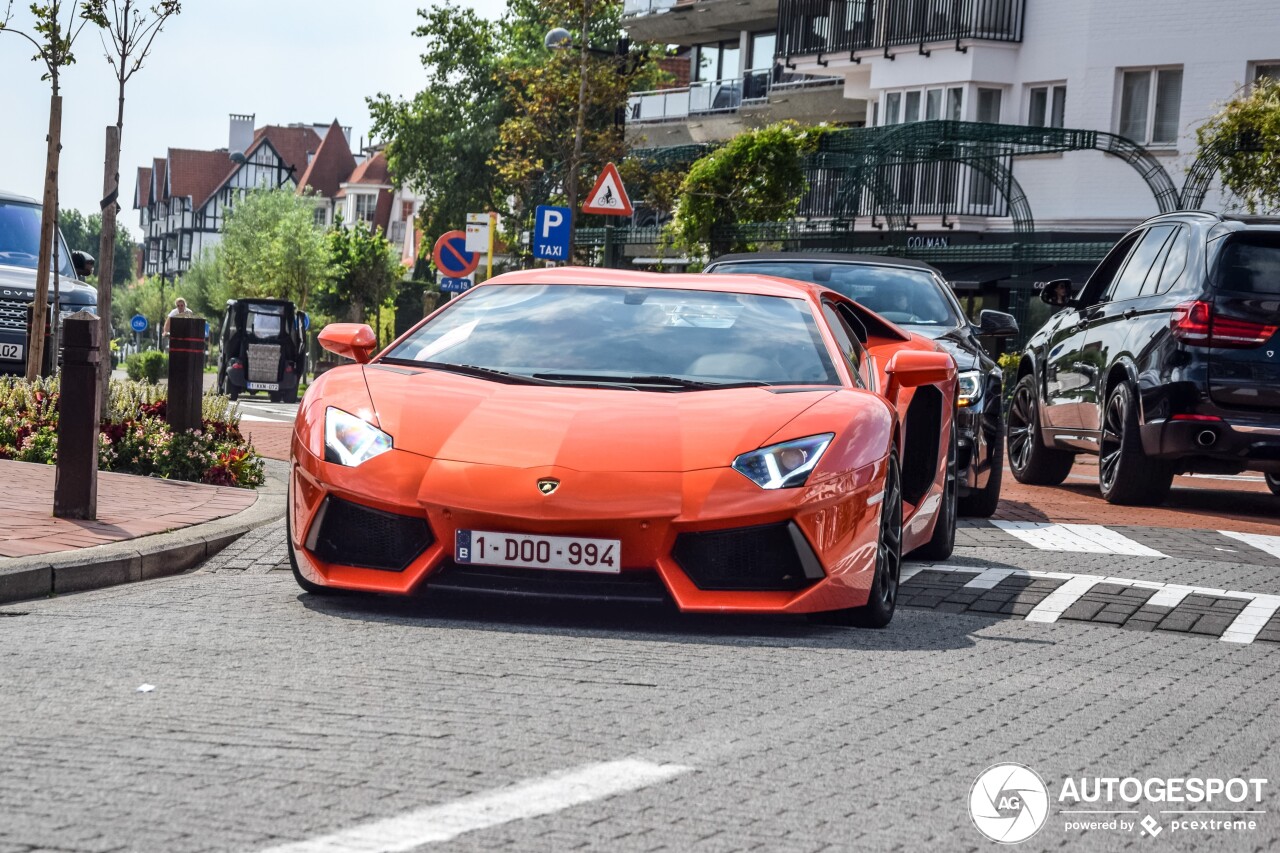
[
  {"left": 347, "top": 151, "right": 391, "bottom": 186},
  {"left": 135, "top": 166, "right": 152, "bottom": 209},
  {"left": 252, "top": 125, "right": 323, "bottom": 182},
  {"left": 167, "top": 148, "right": 235, "bottom": 209},
  {"left": 296, "top": 120, "right": 356, "bottom": 200}
]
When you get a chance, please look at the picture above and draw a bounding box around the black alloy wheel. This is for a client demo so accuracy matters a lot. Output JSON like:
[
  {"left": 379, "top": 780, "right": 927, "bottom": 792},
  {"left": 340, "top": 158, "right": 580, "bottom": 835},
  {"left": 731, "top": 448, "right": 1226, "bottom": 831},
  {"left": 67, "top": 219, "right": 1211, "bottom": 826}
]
[
  {"left": 1267, "top": 473, "right": 1280, "bottom": 497},
  {"left": 817, "top": 450, "right": 902, "bottom": 629},
  {"left": 959, "top": 419, "right": 1003, "bottom": 518},
  {"left": 1098, "top": 382, "right": 1174, "bottom": 506},
  {"left": 1007, "top": 374, "right": 1075, "bottom": 486}
]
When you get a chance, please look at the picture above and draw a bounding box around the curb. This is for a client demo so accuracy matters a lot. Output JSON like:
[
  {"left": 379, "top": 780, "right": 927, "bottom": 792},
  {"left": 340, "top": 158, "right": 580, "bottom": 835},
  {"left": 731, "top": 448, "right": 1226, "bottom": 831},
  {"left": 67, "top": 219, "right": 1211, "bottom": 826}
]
[{"left": 0, "top": 458, "right": 289, "bottom": 605}]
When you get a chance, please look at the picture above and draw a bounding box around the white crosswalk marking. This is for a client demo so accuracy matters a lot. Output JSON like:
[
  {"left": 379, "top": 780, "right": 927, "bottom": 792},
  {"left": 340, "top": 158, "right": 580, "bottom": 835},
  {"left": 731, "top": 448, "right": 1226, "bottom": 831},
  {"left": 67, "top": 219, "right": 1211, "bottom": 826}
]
[
  {"left": 1221, "top": 594, "right": 1280, "bottom": 644},
  {"left": 1220, "top": 531, "right": 1280, "bottom": 562},
  {"left": 991, "top": 522, "right": 1168, "bottom": 557},
  {"left": 1024, "top": 575, "right": 1103, "bottom": 623},
  {"left": 961, "top": 568, "right": 1020, "bottom": 590}
]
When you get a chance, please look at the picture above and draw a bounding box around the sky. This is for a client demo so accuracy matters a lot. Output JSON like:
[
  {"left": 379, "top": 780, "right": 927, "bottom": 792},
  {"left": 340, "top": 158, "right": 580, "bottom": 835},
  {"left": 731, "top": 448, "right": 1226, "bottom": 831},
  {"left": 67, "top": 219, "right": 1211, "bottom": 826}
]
[{"left": 0, "top": 0, "right": 506, "bottom": 240}]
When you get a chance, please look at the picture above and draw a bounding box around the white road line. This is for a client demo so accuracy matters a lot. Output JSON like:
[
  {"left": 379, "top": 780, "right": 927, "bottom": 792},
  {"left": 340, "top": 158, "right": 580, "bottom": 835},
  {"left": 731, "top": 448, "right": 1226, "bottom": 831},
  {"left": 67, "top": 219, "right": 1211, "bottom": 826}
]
[
  {"left": 1221, "top": 595, "right": 1280, "bottom": 645},
  {"left": 253, "top": 759, "right": 692, "bottom": 853},
  {"left": 903, "top": 564, "right": 1280, "bottom": 644},
  {"left": 991, "top": 522, "right": 1167, "bottom": 557},
  {"left": 238, "top": 414, "right": 275, "bottom": 422},
  {"left": 1024, "top": 575, "right": 1103, "bottom": 623},
  {"left": 961, "top": 568, "right": 1020, "bottom": 590},
  {"left": 1221, "top": 531, "right": 1280, "bottom": 562}
]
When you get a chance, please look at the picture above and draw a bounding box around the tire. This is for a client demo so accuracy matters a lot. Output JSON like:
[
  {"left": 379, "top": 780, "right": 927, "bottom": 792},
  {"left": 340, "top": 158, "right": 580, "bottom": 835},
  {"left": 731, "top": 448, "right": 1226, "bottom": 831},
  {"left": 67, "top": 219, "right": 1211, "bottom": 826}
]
[
  {"left": 1268, "top": 473, "right": 1280, "bottom": 497},
  {"left": 228, "top": 389, "right": 240, "bottom": 401},
  {"left": 286, "top": 480, "right": 337, "bottom": 596},
  {"left": 817, "top": 450, "right": 903, "bottom": 629},
  {"left": 1007, "top": 373, "right": 1075, "bottom": 486},
  {"left": 283, "top": 387, "right": 299, "bottom": 404},
  {"left": 269, "top": 392, "right": 282, "bottom": 404},
  {"left": 1098, "top": 381, "right": 1174, "bottom": 506},
  {"left": 913, "top": 423, "right": 957, "bottom": 561},
  {"left": 959, "top": 426, "right": 1003, "bottom": 518}
]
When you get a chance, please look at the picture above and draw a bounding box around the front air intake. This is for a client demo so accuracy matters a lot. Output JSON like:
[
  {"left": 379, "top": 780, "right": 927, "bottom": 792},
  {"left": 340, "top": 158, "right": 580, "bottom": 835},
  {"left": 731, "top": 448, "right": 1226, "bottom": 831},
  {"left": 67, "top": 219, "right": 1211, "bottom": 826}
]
[
  {"left": 672, "top": 522, "right": 823, "bottom": 591},
  {"left": 308, "top": 496, "right": 433, "bottom": 572}
]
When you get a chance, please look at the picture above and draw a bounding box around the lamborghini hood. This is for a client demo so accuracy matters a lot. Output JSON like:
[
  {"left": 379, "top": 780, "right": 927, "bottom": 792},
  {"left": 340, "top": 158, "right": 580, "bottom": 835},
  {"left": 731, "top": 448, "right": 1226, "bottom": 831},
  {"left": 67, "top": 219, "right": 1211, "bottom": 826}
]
[{"left": 362, "top": 365, "right": 835, "bottom": 472}]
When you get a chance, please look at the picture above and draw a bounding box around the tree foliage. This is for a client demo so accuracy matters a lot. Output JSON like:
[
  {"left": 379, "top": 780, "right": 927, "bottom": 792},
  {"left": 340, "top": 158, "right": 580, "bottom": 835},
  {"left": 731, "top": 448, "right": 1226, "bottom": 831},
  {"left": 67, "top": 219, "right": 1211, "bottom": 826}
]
[
  {"left": 1196, "top": 78, "right": 1280, "bottom": 213},
  {"left": 216, "top": 189, "right": 330, "bottom": 310},
  {"left": 316, "top": 219, "right": 405, "bottom": 324},
  {"left": 671, "top": 122, "right": 829, "bottom": 256},
  {"left": 58, "top": 207, "right": 135, "bottom": 285}
]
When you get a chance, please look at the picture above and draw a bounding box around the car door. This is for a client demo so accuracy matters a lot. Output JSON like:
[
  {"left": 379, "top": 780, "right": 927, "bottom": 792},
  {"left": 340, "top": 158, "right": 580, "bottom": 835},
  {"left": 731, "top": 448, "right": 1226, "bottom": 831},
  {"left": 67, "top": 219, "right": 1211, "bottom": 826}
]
[
  {"left": 1041, "top": 231, "right": 1143, "bottom": 431},
  {"left": 1077, "top": 224, "right": 1178, "bottom": 433}
]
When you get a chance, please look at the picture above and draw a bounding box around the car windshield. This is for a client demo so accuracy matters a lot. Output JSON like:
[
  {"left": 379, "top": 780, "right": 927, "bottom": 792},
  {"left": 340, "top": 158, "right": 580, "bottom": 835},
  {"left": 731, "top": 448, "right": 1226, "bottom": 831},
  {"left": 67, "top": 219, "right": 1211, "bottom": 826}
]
[
  {"left": 381, "top": 284, "right": 840, "bottom": 389},
  {"left": 247, "top": 307, "right": 284, "bottom": 338},
  {"left": 710, "top": 260, "right": 963, "bottom": 328},
  {"left": 0, "top": 199, "right": 74, "bottom": 278},
  {"left": 1215, "top": 234, "right": 1280, "bottom": 295}
]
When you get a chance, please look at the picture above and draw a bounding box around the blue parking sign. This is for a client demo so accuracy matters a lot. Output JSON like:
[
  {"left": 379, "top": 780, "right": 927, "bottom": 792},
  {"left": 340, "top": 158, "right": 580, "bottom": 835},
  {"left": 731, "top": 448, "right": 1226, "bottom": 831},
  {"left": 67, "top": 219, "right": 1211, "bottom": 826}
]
[
  {"left": 130, "top": 314, "right": 148, "bottom": 333},
  {"left": 533, "top": 205, "right": 572, "bottom": 261}
]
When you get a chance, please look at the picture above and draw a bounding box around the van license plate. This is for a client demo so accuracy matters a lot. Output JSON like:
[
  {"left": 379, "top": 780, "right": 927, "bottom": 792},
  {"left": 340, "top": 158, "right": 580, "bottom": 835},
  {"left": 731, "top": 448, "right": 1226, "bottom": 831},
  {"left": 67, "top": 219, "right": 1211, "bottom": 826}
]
[
  {"left": 247, "top": 382, "right": 279, "bottom": 391},
  {"left": 0, "top": 343, "right": 22, "bottom": 361}
]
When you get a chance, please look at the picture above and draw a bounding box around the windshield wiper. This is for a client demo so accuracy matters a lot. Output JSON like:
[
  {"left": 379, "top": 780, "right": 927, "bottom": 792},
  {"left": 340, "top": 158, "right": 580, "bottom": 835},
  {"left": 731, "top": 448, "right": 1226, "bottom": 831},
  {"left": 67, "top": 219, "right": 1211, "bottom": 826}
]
[
  {"left": 380, "top": 358, "right": 561, "bottom": 386},
  {"left": 533, "top": 372, "right": 770, "bottom": 390}
]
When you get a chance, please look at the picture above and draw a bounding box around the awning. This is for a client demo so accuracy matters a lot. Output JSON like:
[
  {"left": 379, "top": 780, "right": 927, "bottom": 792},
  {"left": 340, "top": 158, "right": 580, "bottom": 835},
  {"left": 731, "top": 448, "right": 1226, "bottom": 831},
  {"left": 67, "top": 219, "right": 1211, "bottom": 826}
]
[
  {"left": 1000, "top": 262, "right": 1101, "bottom": 289},
  {"left": 931, "top": 262, "right": 1019, "bottom": 289}
]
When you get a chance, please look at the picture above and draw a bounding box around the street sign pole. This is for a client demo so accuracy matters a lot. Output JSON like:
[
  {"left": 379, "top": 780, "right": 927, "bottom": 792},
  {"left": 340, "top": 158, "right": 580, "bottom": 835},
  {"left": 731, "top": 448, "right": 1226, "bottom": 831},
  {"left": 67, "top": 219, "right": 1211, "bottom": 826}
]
[{"left": 487, "top": 211, "right": 496, "bottom": 280}]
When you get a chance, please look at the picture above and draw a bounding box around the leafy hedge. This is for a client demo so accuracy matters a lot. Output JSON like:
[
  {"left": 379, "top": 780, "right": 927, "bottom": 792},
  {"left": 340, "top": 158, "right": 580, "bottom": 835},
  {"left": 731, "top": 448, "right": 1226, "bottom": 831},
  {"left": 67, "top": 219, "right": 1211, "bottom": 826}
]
[
  {"left": 124, "top": 350, "right": 168, "bottom": 384},
  {"left": 0, "top": 377, "right": 264, "bottom": 488}
]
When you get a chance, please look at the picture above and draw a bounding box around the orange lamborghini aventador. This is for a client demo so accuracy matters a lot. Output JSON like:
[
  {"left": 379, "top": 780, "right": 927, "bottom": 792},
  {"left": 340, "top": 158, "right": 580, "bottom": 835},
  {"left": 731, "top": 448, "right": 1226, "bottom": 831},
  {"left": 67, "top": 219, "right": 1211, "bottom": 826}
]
[{"left": 287, "top": 268, "right": 957, "bottom": 627}]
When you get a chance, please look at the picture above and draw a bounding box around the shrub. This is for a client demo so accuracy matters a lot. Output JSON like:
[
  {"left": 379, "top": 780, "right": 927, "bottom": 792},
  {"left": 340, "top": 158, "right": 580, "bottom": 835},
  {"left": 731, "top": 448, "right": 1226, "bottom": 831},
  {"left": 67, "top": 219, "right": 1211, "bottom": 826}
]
[
  {"left": 124, "top": 350, "right": 168, "bottom": 384},
  {"left": 0, "top": 376, "right": 264, "bottom": 488}
]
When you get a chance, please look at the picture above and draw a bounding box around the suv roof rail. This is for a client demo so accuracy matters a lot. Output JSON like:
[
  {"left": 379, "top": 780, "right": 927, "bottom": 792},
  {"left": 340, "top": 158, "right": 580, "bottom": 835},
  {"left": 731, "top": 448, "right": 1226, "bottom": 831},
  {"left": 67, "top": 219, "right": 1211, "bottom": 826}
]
[{"left": 1221, "top": 213, "right": 1280, "bottom": 225}]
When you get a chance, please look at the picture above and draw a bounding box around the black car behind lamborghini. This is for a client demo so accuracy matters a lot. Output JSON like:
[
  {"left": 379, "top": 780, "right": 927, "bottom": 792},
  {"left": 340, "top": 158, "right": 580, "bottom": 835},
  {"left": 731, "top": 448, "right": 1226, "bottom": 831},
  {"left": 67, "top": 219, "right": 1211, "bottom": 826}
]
[{"left": 705, "top": 252, "right": 1018, "bottom": 516}]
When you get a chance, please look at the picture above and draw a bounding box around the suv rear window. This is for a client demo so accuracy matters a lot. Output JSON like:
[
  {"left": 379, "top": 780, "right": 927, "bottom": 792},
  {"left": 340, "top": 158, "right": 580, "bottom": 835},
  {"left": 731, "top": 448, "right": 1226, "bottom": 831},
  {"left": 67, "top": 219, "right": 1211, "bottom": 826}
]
[{"left": 1215, "top": 234, "right": 1280, "bottom": 295}]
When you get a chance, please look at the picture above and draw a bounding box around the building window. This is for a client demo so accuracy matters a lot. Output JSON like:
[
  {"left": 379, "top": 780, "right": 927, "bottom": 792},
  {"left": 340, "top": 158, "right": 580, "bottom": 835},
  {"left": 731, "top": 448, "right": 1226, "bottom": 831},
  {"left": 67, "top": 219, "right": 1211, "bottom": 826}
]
[
  {"left": 976, "top": 87, "right": 1003, "bottom": 123},
  {"left": 903, "top": 90, "right": 921, "bottom": 123},
  {"left": 354, "top": 194, "right": 377, "bottom": 224},
  {"left": 1119, "top": 67, "right": 1183, "bottom": 145},
  {"left": 946, "top": 86, "right": 962, "bottom": 120},
  {"left": 884, "top": 91, "right": 902, "bottom": 125},
  {"left": 313, "top": 206, "right": 327, "bottom": 227},
  {"left": 694, "top": 40, "right": 741, "bottom": 82},
  {"left": 1028, "top": 84, "right": 1066, "bottom": 128},
  {"left": 1254, "top": 62, "right": 1280, "bottom": 85}
]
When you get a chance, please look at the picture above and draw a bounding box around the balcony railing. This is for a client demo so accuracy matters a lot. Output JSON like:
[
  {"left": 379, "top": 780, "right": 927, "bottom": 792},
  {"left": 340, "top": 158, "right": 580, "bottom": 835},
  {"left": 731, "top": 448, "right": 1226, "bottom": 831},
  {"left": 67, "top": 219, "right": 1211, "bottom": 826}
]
[
  {"left": 628, "top": 71, "right": 840, "bottom": 123},
  {"left": 623, "top": 0, "right": 677, "bottom": 17},
  {"left": 777, "top": 0, "right": 1025, "bottom": 60}
]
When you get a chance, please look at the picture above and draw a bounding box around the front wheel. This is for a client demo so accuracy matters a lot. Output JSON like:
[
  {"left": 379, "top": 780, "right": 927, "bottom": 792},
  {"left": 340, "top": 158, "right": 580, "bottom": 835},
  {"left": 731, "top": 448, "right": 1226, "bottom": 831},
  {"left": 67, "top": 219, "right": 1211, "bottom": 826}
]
[
  {"left": 817, "top": 451, "right": 903, "bottom": 629},
  {"left": 286, "top": 480, "right": 338, "bottom": 596},
  {"left": 1007, "top": 373, "right": 1075, "bottom": 486},
  {"left": 1268, "top": 473, "right": 1280, "bottom": 497},
  {"left": 1098, "top": 381, "right": 1174, "bottom": 505},
  {"left": 959, "top": 425, "right": 1003, "bottom": 518}
]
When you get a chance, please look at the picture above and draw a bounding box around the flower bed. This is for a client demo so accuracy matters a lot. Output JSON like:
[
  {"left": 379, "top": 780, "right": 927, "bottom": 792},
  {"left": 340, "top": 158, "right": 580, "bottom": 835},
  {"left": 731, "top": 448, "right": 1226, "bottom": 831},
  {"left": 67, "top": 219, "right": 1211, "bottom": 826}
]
[{"left": 0, "top": 377, "right": 265, "bottom": 488}]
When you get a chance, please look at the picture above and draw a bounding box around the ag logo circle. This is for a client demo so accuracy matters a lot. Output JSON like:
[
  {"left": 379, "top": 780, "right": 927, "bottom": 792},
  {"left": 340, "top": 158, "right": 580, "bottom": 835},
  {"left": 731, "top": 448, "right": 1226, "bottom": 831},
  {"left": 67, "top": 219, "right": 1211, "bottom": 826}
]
[{"left": 969, "top": 763, "right": 1050, "bottom": 844}]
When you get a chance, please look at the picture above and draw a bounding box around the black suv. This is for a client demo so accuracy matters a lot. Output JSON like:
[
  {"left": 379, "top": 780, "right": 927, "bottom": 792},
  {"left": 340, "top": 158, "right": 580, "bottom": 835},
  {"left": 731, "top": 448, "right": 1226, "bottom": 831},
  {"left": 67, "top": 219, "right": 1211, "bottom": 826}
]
[
  {"left": 705, "top": 252, "right": 1018, "bottom": 516},
  {"left": 1009, "top": 212, "right": 1280, "bottom": 504}
]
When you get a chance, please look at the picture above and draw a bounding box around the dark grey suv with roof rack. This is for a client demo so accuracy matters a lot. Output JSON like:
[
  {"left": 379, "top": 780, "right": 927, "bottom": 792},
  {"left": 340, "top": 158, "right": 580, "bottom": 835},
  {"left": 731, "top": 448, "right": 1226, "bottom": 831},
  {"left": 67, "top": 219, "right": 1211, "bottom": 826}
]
[{"left": 1009, "top": 211, "right": 1280, "bottom": 504}]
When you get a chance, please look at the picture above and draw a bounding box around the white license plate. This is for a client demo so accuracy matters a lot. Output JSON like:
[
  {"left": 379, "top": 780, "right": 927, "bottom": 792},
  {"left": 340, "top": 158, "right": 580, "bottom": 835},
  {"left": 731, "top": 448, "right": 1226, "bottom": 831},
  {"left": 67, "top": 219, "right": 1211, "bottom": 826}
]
[
  {"left": 455, "top": 530, "right": 621, "bottom": 573},
  {"left": 0, "top": 342, "right": 22, "bottom": 361},
  {"left": 247, "top": 382, "right": 279, "bottom": 391}
]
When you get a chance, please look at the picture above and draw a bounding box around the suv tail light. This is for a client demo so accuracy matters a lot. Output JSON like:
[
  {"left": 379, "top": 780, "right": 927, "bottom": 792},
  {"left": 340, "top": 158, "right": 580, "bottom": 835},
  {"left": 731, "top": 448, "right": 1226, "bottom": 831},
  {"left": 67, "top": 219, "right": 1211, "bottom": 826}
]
[{"left": 1171, "top": 301, "right": 1278, "bottom": 348}]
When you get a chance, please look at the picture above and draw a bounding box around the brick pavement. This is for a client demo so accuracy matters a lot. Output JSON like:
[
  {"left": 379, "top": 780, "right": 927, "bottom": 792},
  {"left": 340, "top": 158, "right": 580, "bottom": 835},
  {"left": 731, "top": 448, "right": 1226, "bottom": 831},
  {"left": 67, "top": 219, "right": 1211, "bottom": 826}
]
[
  {"left": 0, "top": 460, "right": 257, "bottom": 559},
  {"left": 1, "top": 535, "right": 1277, "bottom": 852}
]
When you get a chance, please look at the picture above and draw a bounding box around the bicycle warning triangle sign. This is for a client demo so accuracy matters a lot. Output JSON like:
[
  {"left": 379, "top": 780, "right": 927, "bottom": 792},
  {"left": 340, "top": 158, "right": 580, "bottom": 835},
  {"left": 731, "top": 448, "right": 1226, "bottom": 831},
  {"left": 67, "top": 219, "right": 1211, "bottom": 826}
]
[{"left": 581, "top": 162, "right": 633, "bottom": 216}]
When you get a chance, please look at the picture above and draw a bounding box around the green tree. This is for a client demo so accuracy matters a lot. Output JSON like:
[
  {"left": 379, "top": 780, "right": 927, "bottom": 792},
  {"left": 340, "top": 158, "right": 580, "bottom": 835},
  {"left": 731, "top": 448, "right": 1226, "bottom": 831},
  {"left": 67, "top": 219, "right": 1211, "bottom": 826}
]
[
  {"left": 181, "top": 250, "right": 232, "bottom": 331},
  {"left": 58, "top": 207, "right": 136, "bottom": 286},
  {"left": 367, "top": 4, "right": 506, "bottom": 241},
  {"left": 1195, "top": 78, "right": 1280, "bottom": 213},
  {"left": 672, "top": 122, "right": 828, "bottom": 257},
  {"left": 317, "top": 219, "right": 405, "bottom": 324},
  {"left": 217, "top": 189, "right": 330, "bottom": 310},
  {"left": 115, "top": 275, "right": 177, "bottom": 347}
]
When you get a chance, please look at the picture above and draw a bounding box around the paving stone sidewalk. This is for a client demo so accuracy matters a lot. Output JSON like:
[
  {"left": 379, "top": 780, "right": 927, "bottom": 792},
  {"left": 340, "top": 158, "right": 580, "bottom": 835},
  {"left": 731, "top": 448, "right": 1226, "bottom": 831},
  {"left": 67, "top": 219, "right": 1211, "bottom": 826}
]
[{"left": 0, "top": 459, "right": 257, "bottom": 559}]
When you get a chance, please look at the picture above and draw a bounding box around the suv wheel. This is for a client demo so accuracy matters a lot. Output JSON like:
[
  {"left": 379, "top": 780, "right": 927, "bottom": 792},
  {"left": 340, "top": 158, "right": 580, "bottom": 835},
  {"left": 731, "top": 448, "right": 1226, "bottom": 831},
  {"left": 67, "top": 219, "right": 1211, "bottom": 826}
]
[
  {"left": 1008, "top": 374, "right": 1075, "bottom": 486},
  {"left": 1099, "top": 382, "right": 1174, "bottom": 505},
  {"left": 913, "top": 423, "right": 957, "bottom": 560},
  {"left": 959, "top": 421, "right": 1003, "bottom": 518},
  {"left": 1266, "top": 473, "right": 1280, "bottom": 497}
]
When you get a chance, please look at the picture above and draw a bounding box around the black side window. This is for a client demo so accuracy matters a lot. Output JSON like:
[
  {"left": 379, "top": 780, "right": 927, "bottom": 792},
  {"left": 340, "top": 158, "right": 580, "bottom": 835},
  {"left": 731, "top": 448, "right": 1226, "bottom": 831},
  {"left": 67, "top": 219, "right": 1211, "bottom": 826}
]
[
  {"left": 1148, "top": 225, "right": 1190, "bottom": 295},
  {"left": 1105, "top": 225, "right": 1176, "bottom": 303},
  {"left": 822, "top": 303, "right": 868, "bottom": 388},
  {"left": 1080, "top": 232, "right": 1142, "bottom": 306}
]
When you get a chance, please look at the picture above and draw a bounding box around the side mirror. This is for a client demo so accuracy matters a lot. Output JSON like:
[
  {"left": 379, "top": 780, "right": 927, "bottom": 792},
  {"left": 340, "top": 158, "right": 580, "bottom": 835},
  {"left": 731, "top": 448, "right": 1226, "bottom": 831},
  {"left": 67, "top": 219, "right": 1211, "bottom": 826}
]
[
  {"left": 1039, "top": 278, "right": 1075, "bottom": 308},
  {"left": 71, "top": 250, "right": 95, "bottom": 279},
  {"left": 319, "top": 323, "right": 377, "bottom": 364},
  {"left": 977, "top": 309, "right": 1019, "bottom": 337},
  {"left": 883, "top": 349, "right": 956, "bottom": 403}
]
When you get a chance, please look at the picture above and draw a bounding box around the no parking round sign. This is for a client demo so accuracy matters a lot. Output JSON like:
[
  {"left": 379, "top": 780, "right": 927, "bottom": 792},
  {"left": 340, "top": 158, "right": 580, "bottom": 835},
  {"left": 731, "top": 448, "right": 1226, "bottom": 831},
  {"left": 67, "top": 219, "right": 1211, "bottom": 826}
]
[{"left": 433, "top": 230, "right": 480, "bottom": 279}]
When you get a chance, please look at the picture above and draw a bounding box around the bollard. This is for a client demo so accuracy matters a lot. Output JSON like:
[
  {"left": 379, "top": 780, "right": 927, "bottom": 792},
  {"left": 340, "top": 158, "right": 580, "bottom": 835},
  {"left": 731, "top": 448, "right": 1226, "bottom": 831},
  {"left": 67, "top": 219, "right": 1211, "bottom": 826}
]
[
  {"left": 54, "top": 313, "right": 101, "bottom": 520},
  {"left": 167, "top": 316, "right": 205, "bottom": 432}
]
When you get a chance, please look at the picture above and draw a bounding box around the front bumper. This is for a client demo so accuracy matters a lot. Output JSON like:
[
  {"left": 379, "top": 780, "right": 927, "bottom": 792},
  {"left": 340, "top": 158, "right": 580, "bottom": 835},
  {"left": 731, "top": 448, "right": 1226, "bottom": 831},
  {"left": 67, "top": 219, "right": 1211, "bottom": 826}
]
[{"left": 288, "top": 437, "right": 886, "bottom": 615}]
